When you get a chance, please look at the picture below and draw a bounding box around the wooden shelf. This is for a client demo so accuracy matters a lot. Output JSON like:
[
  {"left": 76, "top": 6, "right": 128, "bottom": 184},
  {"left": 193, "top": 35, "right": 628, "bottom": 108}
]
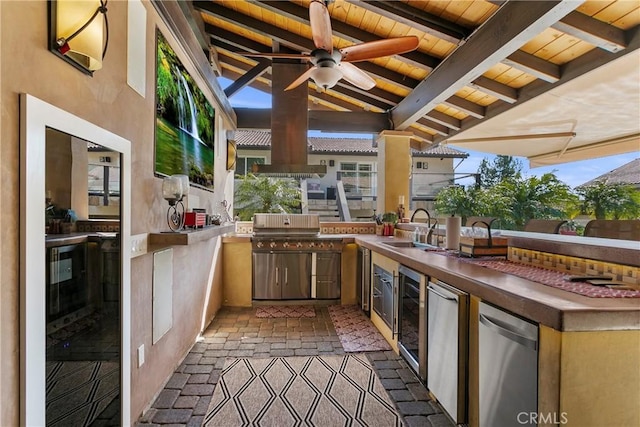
[{"left": 149, "top": 224, "right": 235, "bottom": 252}]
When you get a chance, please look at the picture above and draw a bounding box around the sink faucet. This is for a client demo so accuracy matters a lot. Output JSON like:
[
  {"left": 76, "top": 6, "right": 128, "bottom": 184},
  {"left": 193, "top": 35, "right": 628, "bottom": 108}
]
[
  {"left": 410, "top": 208, "right": 432, "bottom": 227},
  {"left": 426, "top": 219, "right": 439, "bottom": 246}
]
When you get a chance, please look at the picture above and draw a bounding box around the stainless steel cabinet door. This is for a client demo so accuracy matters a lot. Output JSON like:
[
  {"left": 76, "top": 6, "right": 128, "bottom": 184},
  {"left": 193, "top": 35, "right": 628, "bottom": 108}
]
[
  {"left": 427, "top": 281, "right": 467, "bottom": 424},
  {"left": 372, "top": 265, "right": 385, "bottom": 319},
  {"left": 280, "top": 253, "right": 311, "bottom": 299},
  {"left": 315, "top": 252, "right": 341, "bottom": 299},
  {"left": 479, "top": 302, "right": 538, "bottom": 427},
  {"left": 252, "top": 253, "right": 280, "bottom": 299}
]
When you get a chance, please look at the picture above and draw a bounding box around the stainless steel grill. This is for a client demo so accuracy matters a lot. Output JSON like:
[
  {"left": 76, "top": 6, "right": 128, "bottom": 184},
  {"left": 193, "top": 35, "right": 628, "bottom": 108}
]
[
  {"left": 251, "top": 213, "right": 341, "bottom": 252},
  {"left": 252, "top": 213, "right": 320, "bottom": 237}
]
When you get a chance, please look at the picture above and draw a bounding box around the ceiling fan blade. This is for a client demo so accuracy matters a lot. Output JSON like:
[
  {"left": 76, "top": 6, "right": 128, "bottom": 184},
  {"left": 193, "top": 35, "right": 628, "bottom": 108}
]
[
  {"left": 338, "top": 62, "right": 376, "bottom": 90},
  {"left": 340, "top": 36, "right": 420, "bottom": 62},
  {"left": 235, "top": 52, "right": 312, "bottom": 60},
  {"left": 309, "top": 0, "right": 333, "bottom": 53},
  {"left": 285, "top": 66, "right": 317, "bottom": 91}
]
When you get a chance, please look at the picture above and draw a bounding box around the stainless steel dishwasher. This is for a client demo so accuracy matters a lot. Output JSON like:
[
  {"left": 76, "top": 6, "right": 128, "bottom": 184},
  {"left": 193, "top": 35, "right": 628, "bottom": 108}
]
[
  {"left": 479, "top": 302, "right": 538, "bottom": 427},
  {"left": 427, "top": 280, "right": 468, "bottom": 424}
]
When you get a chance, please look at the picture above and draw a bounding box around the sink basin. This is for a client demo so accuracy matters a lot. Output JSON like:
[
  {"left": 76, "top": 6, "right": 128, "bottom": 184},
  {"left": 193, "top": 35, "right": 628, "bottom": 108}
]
[
  {"left": 382, "top": 240, "right": 416, "bottom": 247},
  {"left": 382, "top": 240, "right": 439, "bottom": 250}
]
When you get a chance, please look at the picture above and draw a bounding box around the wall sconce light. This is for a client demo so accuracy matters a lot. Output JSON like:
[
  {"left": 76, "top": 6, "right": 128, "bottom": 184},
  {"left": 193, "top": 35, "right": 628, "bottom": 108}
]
[
  {"left": 162, "top": 174, "right": 189, "bottom": 232},
  {"left": 227, "top": 140, "right": 237, "bottom": 171},
  {"left": 49, "top": 0, "right": 110, "bottom": 75}
]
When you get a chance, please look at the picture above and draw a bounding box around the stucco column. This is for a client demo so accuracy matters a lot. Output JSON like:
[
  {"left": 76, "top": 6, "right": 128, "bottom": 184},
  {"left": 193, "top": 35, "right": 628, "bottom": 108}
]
[{"left": 376, "top": 131, "right": 412, "bottom": 216}]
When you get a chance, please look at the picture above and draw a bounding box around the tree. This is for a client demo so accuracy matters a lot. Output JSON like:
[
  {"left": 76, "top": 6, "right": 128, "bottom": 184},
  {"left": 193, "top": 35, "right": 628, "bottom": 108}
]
[
  {"left": 492, "top": 173, "right": 577, "bottom": 230},
  {"left": 434, "top": 185, "right": 505, "bottom": 224},
  {"left": 477, "top": 155, "right": 523, "bottom": 189},
  {"left": 576, "top": 180, "right": 640, "bottom": 219},
  {"left": 234, "top": 174, "right": 301, "bottom": 220}
]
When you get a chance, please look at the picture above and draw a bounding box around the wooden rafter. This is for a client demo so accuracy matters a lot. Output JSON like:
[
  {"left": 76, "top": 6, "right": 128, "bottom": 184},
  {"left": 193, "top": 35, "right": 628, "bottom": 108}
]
[{"left": 392, "top": 1, "right": 581, "bottom": 129}]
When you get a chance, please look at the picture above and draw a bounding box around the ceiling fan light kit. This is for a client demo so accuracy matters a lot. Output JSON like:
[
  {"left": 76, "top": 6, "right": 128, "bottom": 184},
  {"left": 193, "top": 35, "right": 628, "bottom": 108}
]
[{"left": 311, "top": 66, "right": 343, "bottom": 90}]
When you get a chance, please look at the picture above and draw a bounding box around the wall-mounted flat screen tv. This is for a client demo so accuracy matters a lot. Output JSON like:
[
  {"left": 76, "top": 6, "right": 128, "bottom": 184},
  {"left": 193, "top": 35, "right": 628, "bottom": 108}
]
[{"left": 155, "top": 29, "right": 215, "bottom": 189}]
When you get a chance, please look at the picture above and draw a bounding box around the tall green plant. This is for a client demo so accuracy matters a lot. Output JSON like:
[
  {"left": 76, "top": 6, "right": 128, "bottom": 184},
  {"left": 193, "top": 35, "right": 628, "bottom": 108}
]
[
  {"left": 492, "top": 173, "right": 577, "bottom": 230},
  {"left": 576, "top": 180, "right": 640, "bottom": 219},
  {"left": 234, "top": 174, "right": 301, "bottom": 221}
]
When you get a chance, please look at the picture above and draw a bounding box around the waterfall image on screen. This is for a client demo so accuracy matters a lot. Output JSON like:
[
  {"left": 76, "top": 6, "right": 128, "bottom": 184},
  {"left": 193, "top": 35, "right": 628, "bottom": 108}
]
[{"left": 155, "top": 30, "right": 215, "bottom": 189}]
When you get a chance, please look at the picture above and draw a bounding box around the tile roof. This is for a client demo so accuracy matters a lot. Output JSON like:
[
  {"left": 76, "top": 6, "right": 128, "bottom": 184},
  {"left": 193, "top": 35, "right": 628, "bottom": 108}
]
[
  {"left": 578, "top": 158, "right": 640, "bottom": 188},
  {"left": 233, "top": 130, "right": 468, "bottom": 158}
]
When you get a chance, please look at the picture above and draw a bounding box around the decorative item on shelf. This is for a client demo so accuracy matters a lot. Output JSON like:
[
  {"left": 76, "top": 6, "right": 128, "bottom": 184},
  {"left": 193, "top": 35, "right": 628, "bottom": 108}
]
[
  {"left": 162, "top": 174, "right": 189, "bottom": 232},
  {"left": 184, "top": 212, "right": 206, "bottom": 228},
  {"left": 49, "top": 0, "right": 110, "bottom": 74},
  {"left": 220, "top": 199, "right": 234, "bottom": 224},
  {"left": 397, "top": 195, "right": 406, "bottom": 223}
]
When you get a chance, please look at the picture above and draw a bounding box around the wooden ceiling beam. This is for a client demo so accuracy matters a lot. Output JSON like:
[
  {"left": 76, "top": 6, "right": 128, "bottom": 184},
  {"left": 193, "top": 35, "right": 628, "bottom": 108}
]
[
  {"left": 443, "top": 96, "right": 486, "bottom": 119},
  {"left": 425, "top": 110, "right": 461, "bottom": 131},
  {"left": 392, "top": 0, "right": 580, "bottom": 130},
  {"left": 503, "top": 50, "right": 560, "bottom": 83},
  {"left": 308, "top": 110, "right": 390, "bottom": 133},
  {"left": 326, "top": 85, "right": 392, "bottom": 110},
  {"left": 234, "top": 108, "right": 390, "bottom": 133},
  {"left": 197, "top": 2, "right": 316, "bottom": 52},
  {"left": 346, "top": 0, "right": 469, "bottom": 45},
  {"left": 224, "top": 59, "right": 271, "bottom": 97},
  {"left": 334, "top": 81, "right": 402, "bottom": 107},
  {"left": 253, "top": 0, "right": 439, "bottom": 71},
  {"left": 551, "top": 11, "right": 627, "bottom": 53},
  {"left": 417, "top": 118, "right": 449, "bottom": 137},
  {"left": 469, "top": 76, "right": 518, "bottom": 103},
  {"left": 222, "top": 68, "right": 272, "bottom": 95}
]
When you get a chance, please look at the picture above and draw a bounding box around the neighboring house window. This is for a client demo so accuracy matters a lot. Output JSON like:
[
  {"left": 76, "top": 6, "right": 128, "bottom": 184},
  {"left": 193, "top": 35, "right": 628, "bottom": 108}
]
[
  {"left": 339, "top": 162, "right": 376, "bottom": 196},
  {"left": 236, "top": 156, "right": 265, "bottom": 175},
  {"left": 88, "top": 163, "right": 120, "bottom": 207}
]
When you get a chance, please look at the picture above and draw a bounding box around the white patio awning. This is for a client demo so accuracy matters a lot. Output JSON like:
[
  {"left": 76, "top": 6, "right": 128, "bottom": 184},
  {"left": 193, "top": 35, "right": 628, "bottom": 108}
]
[{"left": 446, "top": 53, "right": 640, "bottom": 167}]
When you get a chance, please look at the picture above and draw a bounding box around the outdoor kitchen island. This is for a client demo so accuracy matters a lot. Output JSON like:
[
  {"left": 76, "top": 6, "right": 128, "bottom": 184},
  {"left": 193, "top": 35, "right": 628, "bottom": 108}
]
[{"left": 356, "top": 233, "right": 639, "bottom": 427}]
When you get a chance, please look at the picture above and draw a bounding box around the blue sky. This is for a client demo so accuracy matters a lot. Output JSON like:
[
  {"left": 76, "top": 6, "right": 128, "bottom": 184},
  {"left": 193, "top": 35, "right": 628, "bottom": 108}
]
[{"left": 220, "top": 77, "right": 638, "bottom": 188}]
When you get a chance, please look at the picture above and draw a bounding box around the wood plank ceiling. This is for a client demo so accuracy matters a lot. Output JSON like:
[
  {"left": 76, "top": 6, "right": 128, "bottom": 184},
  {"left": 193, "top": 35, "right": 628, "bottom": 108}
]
[{"left": 189, "top": 0, "right": 640, "bottom": 147}]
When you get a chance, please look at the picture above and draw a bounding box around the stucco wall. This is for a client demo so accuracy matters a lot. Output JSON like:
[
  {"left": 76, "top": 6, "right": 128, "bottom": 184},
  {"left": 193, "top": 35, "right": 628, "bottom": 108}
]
[{"left": 0, "top": 1, "right": 232, "bottom": 424}]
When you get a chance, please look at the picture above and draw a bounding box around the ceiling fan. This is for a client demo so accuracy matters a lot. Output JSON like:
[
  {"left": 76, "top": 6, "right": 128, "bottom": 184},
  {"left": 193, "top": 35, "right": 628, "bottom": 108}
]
[{"left": 236, "top": 0, "right": 420, "bottom": 91}]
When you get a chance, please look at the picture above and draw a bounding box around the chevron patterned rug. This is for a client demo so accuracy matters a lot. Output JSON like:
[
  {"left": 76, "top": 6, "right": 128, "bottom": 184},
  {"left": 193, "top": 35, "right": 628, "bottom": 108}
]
[
  {"left": 46, "top": 361, "right": 119, "bottom": 427},
  {"left": 204, "top": 354, "right": 402, "bottom": 427}
]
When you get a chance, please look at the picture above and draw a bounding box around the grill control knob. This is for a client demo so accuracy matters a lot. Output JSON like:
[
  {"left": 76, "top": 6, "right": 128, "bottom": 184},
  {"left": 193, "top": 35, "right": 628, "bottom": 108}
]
[
  {"left": 319, "top": 242, "right": 325, "bottom": 249},
  {"left": 308, "top": 242, "right": 315, "bottom": 248},
  {"left": 328, "top": 242, "right": 334, "bottom": 249},
  {"left": 282, "top": 242, "right": 289, "bottom": 248},
  {"left": 296, "top": 242, "right": 303, "bottom": 248},
  {"left": 256, "top": 241, "right": 264, "bottom": 248},
  {"left": 270, "top": 242, "right": 277, "bottom": 249}
]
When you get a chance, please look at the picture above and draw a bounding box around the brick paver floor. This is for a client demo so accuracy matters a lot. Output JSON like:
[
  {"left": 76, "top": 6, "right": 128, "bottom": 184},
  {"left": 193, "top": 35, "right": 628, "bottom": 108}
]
[{"left": 135, "top": 306, "right": 454, "bottom": 427}]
